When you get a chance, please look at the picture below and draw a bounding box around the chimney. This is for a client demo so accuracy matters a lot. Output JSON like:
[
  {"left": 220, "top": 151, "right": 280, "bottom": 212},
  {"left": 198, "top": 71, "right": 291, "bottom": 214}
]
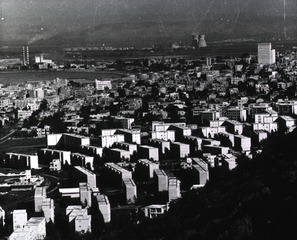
[
  {"left": 198, "top": 35, "right": 207, "bottom": 48},
  {"left": 192, "top": 34, "right": 199, "bottom": 49}
]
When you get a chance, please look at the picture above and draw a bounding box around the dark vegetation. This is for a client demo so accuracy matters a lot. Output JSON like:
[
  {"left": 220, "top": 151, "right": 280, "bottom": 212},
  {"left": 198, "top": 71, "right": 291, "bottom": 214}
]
[{"left": 101, "top": 129, "right": 297, "bottom": 240}]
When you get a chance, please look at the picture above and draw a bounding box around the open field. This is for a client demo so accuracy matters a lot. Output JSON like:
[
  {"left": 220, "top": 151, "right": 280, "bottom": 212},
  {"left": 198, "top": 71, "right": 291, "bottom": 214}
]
[{"left": 0, "top": 70, "right": 124, "bottom": 84}]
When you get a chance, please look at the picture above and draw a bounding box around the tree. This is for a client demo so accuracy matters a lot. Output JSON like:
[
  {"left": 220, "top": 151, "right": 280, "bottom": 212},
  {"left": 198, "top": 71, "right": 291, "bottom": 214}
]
[{"left": 39, "top": 99, "right": 48, "bottom": 111}]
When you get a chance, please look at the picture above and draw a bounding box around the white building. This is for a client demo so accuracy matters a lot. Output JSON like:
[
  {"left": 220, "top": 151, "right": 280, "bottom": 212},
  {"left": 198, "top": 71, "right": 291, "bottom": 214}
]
[
  {"left": 191, "top": 158, "right": 209, "bottom": 186},
  {"left": 13, "top": 209, "right": 27, "bottom": 231},
  {"left": 71, "top": 153, "right": 94, "bottom": 170},
  {"left": 138, "top": 145, "right": 159, "bottom": 161},
  {"left": 137, "top": 159, "right": 159, "bottom": 179},
  {"left": 73, "top": 166, "right": 97, "bottom": 189},
  {"left": 5, "top": 153, "right": 39, "bottom": 169},
  {"left": 79, "top": 182, "right": 92, "bottom": 207},
  {"left": 123, "top": 178, "right": 137, "bottom": 204},
  {"left": 49, "top": 159, "right": 62, "bottom": 171},
  {"left": 0, "top": 206, "right": 4, "bottom": 227},
  {"left": 68, "top": 208, "right": 91, "bottom": 234},
  {"left": 253, "top": 122, "right": 278, "bottom": 133},
  {"left": 258, "top": 43, "right": 275, "bottom": 65},
  {"left": 234, "top": 135, "right": 251, "bottom": 152},
  {"left": 201, "top": 126, "right": 226, "bottom": 138},
  {"left": 34, "top": 186, "right": 47, "bottom": 212},
  {"left": 95, "top": 79, "right": 112, "bottom": 91},
  {"left": 10, "top": 217, "right": 46, "bottom": 240},
  {"left": 39, "top": 148, "right": 71, "bottom": 165},
  {"left": 101, "top": 134, "right": 125, "bottom": 148},
  {"left": 104, "top": 162, "right": 132, "bottom": 186},
  {"left": 170, "top": 142, "right": 190, "bottom": 158},
  {"left": 154, "top": 169, "right": 168, "bottom": 192},
  {"left": 168, "top": 177, "right": 181, "bottom": 202},
  {"left": 141, "top": 204, "right": 168, "bottom": 219},
  {"left": 75, "top": 215, "right": 92, "bottom": 234},
  {"left": 96, "top": 194, "right": 111, "bottom": 223},
  {"left": 41, "top": 198, "right": 55, "bottom": 223}
]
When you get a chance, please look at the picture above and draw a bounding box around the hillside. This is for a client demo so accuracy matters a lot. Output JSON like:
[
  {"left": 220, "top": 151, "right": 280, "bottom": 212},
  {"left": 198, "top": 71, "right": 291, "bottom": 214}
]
[{"left": 103, "top": 130, "right": 297, "bottom": 240}]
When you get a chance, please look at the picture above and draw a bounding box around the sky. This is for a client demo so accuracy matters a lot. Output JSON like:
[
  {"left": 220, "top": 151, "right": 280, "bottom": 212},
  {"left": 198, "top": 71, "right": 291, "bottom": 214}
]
[{"left": 0, "top": 0, "right": 296, "bottom": 47}]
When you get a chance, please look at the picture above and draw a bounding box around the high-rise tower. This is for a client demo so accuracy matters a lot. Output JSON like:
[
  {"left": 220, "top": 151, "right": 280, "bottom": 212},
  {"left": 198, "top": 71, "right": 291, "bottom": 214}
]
[
  {"left": 22, "top": 46, "right": 27, "bottom": 66},
  {"left": 258, "top": 43, "right": 275, "bottom": 65},
  {"left": 22, "top": 46, "right": 30, "bottom": 66},
  {"left": 26, "top": 46, "right": 30, "bottom": 65}
]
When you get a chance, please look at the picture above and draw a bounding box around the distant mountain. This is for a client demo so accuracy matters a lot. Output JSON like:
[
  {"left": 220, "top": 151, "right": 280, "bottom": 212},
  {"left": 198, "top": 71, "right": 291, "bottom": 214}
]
[
  {"left": 102, "top": 129, "right": 297, "bottom": 240},
  {"left": 1, "top": 0, "right": 296, "bottom": 47}
]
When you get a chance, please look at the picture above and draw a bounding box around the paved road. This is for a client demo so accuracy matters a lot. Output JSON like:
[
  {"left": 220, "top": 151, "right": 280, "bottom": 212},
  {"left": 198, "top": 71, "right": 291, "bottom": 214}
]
[{"left": 0, "top": 130, "right": 16, "bottom": 145}]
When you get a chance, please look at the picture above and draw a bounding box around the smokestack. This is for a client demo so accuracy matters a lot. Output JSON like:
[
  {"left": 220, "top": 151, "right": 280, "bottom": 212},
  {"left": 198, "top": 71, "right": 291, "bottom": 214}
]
[
  {"left": 198, "top": 35, "right": 207, "bottom": 48},
  {"left": 192, "top": 34, "right": 199, "bottom": 49},
  {"left": 22, "top": 46, "right": 27, "bottom": 66},
  {"left": 26, "top": 46, "right": 30, "bottom": 65}
]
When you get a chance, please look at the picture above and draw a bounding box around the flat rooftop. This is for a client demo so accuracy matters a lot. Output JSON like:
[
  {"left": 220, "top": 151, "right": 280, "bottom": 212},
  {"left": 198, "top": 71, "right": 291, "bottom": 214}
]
[
  {"left": 96, "top": 194, "right": 110, "bottom": 205},
  {"left": 138, "top": 159, "right": 159, "bottom": 166},
  {"left": 154, "top": 169, "right": 167, "bottom": 177},
  {"left": 123, "top": 178, "right": 136, "bottom": 187},
  {"left": 74, "top": 166, "right": 96, "bottom": 176}
]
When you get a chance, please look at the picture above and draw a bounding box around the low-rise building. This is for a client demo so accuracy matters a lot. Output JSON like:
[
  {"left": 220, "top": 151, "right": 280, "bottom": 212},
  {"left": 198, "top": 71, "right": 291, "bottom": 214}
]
[
  {"left": 13, "top": 209, "right": 27, "bottom": 231},
  {"left": 141, "top": 204, "right": 168, "bottom": 219},
  {"left": 79, "top": 182, "right": 92, "bottom": 207},
  {"left": 112, "top": 142, "right": 138, "bottom": 155},
  {"left": 73, "top": 166, "right": 97, "bottom": 189},
  {"left": 202, "top": 145, "right": 229, "bottom": 155},
  {"left": 200, "top": 126, "right": 226, "bottom": 138},
  {"left": 108, "top": 148, "right": 131, "bottom": 162},
  {"left": 222, "top": 120, "right": 244, "bottom": 135},
  {"left": 5, "top": 153, "right": 39, "bottom": 169},
  {"left": 34, "top": 187, "right": 47, "bottom": 212},
  {"left": 71, "top": 153, "right": 94, "bottom": 170},
  {"left": 49, "top": 159, "right": 62, "bottom": 171},
  {"left": 123, "top": 178, "right": 137, "bottom": 204},
  {"left": 80, "top": 145, "right": 103, "bottom": 157},
  {"left": 170, "top": 142, "right": 190, "bottom": 158},
  {"left": 234, "top": 135, "right": 251, "bottom": 152},
  {"left": 9, "top": 217, "right": 46, "bottom": 240},
  {"left": 138, "top": 145, "right": 159, "bottom": 161},
  {"left": 104, "top": 163, "right": 132, "bottom": 187},
  {"left": 137, "top": 159, "right": 159, "bottom": 180},
  {"left": 154, "top": 169, "right": 168, "bottom": 192},
  {"left": 41, "top": 198, "right": 55, "bottom": 223},
  {"left": 0, "top": 206, "right": 5, "bottom": 227},
  {"left": 96, "top": 194, "right": 111, "bottom": 223},
  {"left": 148, "top": 139, "right": 171, "bottom": 155},
  {"left": 68, "top": 208, "right": 91, "bottom": 234},
  {"left": 39, "top": 148, "right": 71, "bottom": 165},
  {"left": 252, "top": 122, "right": 278, "bottom": 133},
  {"left": 168, "top": 177, "right": 181, "bottom": 202},
  {"left": 191, "top": 158, "right": 209, "bottom": 186},
  {"left": 75, "top": 215, "right": 92, "bottom": 234}
]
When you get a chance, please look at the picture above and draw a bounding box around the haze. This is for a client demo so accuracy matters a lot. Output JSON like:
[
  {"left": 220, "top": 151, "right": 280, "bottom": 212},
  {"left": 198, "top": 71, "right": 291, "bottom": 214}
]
[{"left": 0, "top": 0, "right": 296, "bottom": 47}]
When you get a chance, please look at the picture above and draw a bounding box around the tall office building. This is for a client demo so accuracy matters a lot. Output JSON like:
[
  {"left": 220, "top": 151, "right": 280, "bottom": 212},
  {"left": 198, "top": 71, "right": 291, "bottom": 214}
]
[
  {"left": 22, "top": 46, "right": 30, "bottom": 66},
  {"left": 258, "top": 43, "right": 275, "bottom": 65}
]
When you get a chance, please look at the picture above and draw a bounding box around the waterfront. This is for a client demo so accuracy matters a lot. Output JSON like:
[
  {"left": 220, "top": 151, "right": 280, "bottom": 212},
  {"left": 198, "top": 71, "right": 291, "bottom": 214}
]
[{"left": 0, "top": 70, "right": 124, "bottom": 84}]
